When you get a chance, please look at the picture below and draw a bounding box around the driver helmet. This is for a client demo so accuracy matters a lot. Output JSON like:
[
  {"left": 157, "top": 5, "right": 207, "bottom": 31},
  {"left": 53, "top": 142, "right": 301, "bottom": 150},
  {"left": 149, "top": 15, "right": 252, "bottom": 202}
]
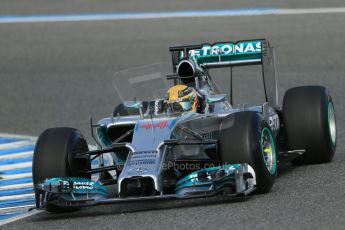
[{"left": 167, "top": 84, "right": 199, "bottom": 112}]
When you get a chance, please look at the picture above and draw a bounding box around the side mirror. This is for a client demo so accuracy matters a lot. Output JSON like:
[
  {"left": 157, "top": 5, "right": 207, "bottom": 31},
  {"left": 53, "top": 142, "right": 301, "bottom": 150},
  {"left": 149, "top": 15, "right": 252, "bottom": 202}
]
[
  {"left": 123, "top": 101, "right": 143, "bottom": 109},
  {"left": 206, "top": 94, "right": 227, "bottom": 104},
  {"left": 123, "top": 101, "right": 143, "bottom": 118},
  {"left": 205, "top": 94, "right": 227, "bottom": 115}
]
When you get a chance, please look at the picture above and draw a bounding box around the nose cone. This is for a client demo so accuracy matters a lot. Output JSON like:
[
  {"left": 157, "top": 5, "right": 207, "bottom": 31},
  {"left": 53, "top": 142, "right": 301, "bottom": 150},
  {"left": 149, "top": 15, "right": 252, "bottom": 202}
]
[
  {"left": 131, "top": 118, "right": 177, "bottom": 151},
  {"left": 117, "top": 118, "right": 178, "bottom": 195}
]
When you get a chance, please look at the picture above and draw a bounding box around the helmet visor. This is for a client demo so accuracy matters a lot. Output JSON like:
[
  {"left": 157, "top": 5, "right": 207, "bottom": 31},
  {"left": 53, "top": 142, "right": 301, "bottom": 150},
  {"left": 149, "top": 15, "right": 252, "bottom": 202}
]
[{"left": 179, "top": 101, "right": 191, "bottom": 111}]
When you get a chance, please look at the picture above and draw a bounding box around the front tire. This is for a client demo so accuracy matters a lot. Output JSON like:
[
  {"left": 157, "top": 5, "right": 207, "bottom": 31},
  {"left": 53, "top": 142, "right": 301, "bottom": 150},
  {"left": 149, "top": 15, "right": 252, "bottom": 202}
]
[
  {"left": 32, "top": 127, "right": 90, "bottom": 212},
  {"left": 283, "top": 86, "right": 336, "bottom": 164},
  {"left": 219, "top": 112, "right": 277, "bottom": 193}
]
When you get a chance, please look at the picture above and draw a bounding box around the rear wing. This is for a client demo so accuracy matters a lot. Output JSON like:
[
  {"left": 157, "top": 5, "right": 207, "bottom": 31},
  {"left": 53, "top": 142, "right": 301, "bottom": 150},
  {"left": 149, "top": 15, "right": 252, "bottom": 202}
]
[{"left": 169, "top": 39, "right": 278, "bottom": 107}]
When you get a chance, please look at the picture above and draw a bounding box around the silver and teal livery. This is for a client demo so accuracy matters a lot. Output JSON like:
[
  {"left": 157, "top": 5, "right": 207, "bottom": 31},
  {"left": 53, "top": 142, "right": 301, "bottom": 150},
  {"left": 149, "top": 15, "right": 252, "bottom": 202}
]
[{"left": 34, "top": 38, "right": 336, "bottom": 211}]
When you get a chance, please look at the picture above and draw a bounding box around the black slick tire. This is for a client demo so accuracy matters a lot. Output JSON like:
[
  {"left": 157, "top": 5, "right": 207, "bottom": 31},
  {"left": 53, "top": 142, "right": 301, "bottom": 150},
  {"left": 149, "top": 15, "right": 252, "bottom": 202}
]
[
  {"left": 282, "top": 86, "right": 336, "bottom": 164},
  {"left": 32, "top": 127, "right": 90, "bottom": 212},
  {"left": 219, "top": 112, "right": 277, "bottom": 194}
]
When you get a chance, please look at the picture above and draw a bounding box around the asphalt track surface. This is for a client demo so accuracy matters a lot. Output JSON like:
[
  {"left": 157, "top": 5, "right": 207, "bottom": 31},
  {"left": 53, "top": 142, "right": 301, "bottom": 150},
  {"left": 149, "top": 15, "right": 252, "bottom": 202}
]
[{"left": 0, "top": 1, "right": 345, "bottom": 229}]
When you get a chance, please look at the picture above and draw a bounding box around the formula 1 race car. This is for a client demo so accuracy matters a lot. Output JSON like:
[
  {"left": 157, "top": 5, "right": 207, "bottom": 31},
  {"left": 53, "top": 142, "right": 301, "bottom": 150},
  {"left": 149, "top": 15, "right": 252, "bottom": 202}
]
[{"left": 33, "top": 39, "right": 337, "bottom": 212}]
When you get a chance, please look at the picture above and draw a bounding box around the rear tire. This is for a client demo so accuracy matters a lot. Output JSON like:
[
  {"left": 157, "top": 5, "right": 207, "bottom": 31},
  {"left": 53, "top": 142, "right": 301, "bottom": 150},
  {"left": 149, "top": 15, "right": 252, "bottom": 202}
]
[
  {"left": 32, "top": 127, "right": 90, "bottom": 212},
  {"left": 282, "top": 86, "right": 336, "bottom": 164},
  {"left": 219, "top": 112, "right": 277, "bottom": 193}
]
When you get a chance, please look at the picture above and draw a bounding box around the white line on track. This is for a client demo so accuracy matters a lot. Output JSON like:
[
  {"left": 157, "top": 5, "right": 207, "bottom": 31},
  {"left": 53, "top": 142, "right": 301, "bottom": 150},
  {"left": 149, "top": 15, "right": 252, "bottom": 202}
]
[
  {"left": 0, "top": 134, "right": 38, "bottom": 225},
  {"left": 0, "top": 141, "right": 34, "bottom": 150},
  {"left": 0, "top": 183, "right": 33, "bottom": 191},
  {"left": 0, "top": 133, "right": 37, "bottom": 141},
  {"left": 0, "top": 151, "right": 33, "bottom": 160},
  {"left": 0, "top": 173, "right": 32, "bottom": 180},
  {"left": 0, "top": 205, "right": 35, "bottom": 211},
  {"left": 273, "top": 7, "right": 345, "bottom": 15},
  {"left": 0, "top": 7, "right": 344, "bottom": 23},
  {"left": 0, "top": 193, "right": 35, "bottom": 201},
  {"left": 0, "top": 162, "right": 31, "bottom": 171}
]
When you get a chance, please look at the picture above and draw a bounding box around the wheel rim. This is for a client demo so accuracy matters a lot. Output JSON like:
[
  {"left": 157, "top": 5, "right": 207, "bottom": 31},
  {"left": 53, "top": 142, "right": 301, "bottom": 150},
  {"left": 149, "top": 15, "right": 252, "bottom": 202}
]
[
  {"left": 260, "top": 128, "right": 277, "bottom": 175},
  {"left": 328, "top": 102, "right": 336, "bottom": 146}
]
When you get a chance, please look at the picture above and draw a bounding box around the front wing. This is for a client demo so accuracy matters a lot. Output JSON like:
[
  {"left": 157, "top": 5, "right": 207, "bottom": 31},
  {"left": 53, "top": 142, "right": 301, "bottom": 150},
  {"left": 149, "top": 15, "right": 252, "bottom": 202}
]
[{"left": 35, "top": 164, "right": 256, "bottom": 209}]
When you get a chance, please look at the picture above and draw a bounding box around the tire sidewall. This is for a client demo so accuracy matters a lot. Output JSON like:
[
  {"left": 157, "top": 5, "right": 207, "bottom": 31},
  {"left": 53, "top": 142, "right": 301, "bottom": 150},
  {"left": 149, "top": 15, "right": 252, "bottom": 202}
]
[{"left": 254, "top": 121, "right": 277, "bottom": 192}]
